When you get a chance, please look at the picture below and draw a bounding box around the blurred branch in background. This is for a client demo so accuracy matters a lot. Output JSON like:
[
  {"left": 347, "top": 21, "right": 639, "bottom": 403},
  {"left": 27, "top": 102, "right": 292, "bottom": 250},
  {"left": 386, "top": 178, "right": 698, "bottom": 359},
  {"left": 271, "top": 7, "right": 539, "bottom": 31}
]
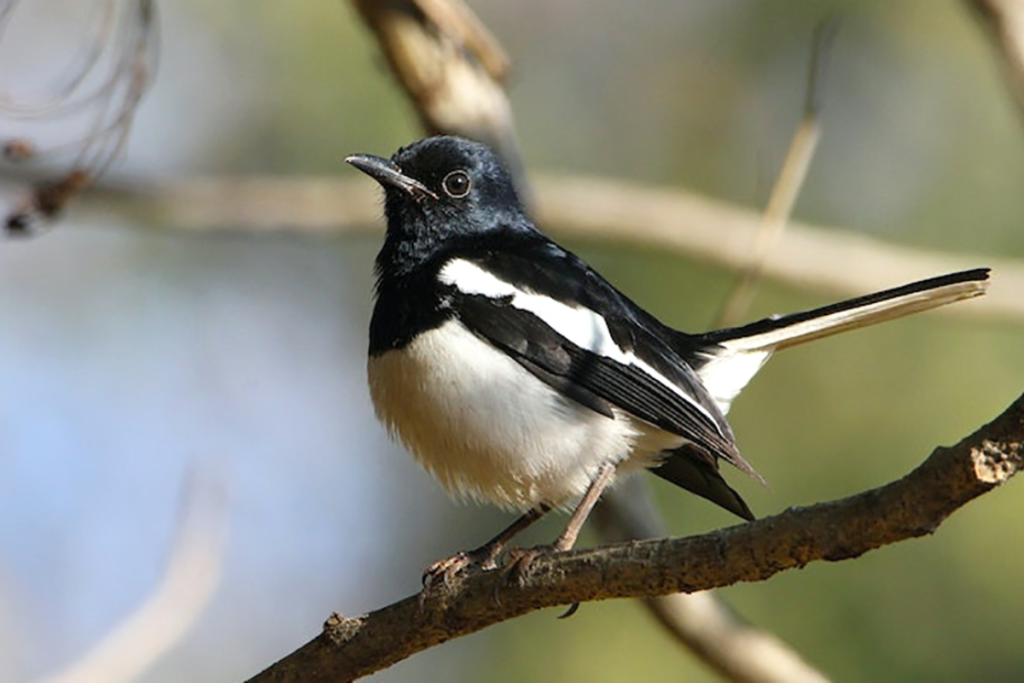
[
  {"left": 714, "top": 19, "right": 837, "bottom": 328},
  {"left": 0, "top": 0, "right": 157, "bottom": 234},
  {"left": 968, "top": 0, "right": 1024, "bottom": 122},
  {"left": 249, "top": 389, "right": 1024, "bottom": 682},
  {"left": 75, "top": 175, "right": 1024, "bottom": 323},
  {"left": 349, "top": 0, "right": 530, "bottom": 202},
  {"left": 36, "top": 466, "right": 228, "bottom": 683}
]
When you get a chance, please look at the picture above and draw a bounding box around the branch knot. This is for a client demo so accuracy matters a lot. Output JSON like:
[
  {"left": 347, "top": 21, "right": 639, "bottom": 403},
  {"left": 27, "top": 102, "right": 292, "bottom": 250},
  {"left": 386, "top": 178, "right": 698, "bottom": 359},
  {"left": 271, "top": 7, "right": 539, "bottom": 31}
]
[{"left": 971, "top": 439, "right": 1023, "bottom": 484}]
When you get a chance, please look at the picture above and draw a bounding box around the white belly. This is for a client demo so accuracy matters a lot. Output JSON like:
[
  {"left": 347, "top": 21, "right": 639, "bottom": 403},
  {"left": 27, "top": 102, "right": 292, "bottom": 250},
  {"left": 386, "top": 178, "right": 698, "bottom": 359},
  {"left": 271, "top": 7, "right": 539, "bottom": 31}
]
[{"left": 368, "top": 320, "right": 682, "bottom": 511}]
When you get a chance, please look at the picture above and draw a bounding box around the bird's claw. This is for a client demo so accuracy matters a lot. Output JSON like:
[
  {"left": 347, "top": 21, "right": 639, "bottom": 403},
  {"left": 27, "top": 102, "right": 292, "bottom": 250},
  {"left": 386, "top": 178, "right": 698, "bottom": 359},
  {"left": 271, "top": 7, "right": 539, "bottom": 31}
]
[
  {"left": 421, "top": 551, "right": 470, "bottom": 592},
  {"left": 420, "top": 544, "right": 504, "bottom": 605},
  {"left": 501, "top": 544, "right": 554, "bottom": 586}
]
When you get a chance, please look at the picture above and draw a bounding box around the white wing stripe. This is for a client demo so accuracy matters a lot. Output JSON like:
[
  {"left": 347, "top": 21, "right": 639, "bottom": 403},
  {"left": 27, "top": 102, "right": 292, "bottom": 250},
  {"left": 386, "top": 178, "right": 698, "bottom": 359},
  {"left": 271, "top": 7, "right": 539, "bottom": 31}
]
[{"left": 438, "top": 258, "right": 720, "bottom": 427}]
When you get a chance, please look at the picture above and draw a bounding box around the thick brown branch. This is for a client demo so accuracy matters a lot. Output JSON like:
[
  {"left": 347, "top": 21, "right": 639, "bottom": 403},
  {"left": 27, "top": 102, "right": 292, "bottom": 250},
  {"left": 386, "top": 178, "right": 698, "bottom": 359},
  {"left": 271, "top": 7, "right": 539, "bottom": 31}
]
[{"left": 247, "top": 391, "right": 1024, "bottom": 682}]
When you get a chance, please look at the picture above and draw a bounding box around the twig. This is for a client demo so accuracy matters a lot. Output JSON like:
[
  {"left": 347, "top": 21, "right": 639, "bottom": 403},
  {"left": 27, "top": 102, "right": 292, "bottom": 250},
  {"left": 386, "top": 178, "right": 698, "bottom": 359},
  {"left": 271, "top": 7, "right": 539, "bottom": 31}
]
[
  {"left": 1, "top": 0, "right": 158, "bottom": 234},
  {"left": 36, "top": 466, "right": 228, "bottom": 683},
  {"left": 968, "top": 0, "right": 1024, "bottom": 122},
  {"left": 715, "top": 19, "right": 838, "bottom": 327},
  {"left": 246, "top": 390, "right": 1024, "bottom": 682}
]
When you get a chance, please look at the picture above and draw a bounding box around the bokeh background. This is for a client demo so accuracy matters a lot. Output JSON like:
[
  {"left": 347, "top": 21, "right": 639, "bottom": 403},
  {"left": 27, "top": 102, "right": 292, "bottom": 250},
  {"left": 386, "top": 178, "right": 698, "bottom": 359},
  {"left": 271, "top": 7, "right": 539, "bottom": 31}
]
[{"left": 2, "top": 0, "right": 1023, "bottom": 681}]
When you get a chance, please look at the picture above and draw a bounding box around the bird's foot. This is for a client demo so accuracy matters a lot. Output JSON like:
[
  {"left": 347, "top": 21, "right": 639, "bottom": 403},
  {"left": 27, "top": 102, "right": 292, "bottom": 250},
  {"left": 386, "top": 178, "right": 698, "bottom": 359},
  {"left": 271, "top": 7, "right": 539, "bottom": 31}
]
[
  {"left": 501, "top": 544, "right": 555, "bottom": 586},
  {"left": 421, "top": 551, "right": 471, "bottom": 590},
  {"left": 420, "top": 544, "right": 503, "bottom": 600},
  {"left": 500, "top": 545, "right": 581, "bottom": 617}
]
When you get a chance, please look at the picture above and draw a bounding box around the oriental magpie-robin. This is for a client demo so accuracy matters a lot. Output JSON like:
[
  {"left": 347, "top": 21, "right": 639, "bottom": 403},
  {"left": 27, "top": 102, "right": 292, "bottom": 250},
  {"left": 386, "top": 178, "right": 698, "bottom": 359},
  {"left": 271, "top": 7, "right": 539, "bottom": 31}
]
[{"left": 347, "top": 136, "right": 989, "bottom": 580}]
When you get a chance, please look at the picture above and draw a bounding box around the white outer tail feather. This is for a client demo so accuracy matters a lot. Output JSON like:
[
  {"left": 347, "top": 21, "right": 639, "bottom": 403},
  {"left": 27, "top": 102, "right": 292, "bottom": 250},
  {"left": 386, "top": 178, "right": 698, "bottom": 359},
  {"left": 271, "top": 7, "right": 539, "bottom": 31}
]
[{"left": 695, "top": 269, "right": 990, "bottom": 414}]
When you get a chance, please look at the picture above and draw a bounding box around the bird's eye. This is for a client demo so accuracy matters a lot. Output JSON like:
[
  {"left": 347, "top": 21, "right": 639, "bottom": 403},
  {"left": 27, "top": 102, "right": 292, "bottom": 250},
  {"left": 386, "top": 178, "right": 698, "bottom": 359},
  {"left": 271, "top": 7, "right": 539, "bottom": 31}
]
[{"left": 442, "top": 170, "right": 471, "bottom": 198}]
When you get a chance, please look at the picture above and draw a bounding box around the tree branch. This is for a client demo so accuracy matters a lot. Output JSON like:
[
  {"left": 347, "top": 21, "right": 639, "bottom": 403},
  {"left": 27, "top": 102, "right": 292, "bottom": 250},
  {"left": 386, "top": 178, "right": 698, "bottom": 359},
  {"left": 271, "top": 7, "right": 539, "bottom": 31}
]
[
  {"left": 594, "top": 480, "right": 829, "bottom": 683},
  {"left": 247, "top": 390, "right": 1024, "bottom": 682}
]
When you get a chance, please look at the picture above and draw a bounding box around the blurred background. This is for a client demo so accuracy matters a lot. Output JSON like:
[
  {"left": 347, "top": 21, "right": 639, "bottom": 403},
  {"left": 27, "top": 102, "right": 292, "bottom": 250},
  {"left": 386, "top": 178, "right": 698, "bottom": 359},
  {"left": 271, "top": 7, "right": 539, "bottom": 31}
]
[{"left": 1, "top": 0, "right": 1023, "bottom": 681}]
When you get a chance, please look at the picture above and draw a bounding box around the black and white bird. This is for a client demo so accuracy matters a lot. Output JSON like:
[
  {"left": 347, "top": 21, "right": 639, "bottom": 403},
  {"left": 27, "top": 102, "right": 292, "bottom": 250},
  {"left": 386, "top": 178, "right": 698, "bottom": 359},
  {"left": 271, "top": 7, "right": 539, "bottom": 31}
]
[{"left": 347, "top": 136, "right": 989, "bottom": 579}]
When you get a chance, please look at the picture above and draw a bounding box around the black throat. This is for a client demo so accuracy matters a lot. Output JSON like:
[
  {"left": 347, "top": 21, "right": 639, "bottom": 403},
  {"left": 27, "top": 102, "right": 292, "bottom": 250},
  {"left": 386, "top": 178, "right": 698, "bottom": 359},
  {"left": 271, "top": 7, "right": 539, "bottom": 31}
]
[
  {"left": 369, "top": 216, "right": 542, "bottom": 355},
  {"left": 369, "top": 252, "right": 452, "bottom": 355}
]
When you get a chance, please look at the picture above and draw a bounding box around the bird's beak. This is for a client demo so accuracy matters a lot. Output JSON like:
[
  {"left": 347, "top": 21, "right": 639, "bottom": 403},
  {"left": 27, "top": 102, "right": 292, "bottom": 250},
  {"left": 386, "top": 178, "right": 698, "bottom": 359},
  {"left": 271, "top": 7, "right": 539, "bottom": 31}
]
[{"left": 345, "top": 154, "right": 438, "bottom": 200}]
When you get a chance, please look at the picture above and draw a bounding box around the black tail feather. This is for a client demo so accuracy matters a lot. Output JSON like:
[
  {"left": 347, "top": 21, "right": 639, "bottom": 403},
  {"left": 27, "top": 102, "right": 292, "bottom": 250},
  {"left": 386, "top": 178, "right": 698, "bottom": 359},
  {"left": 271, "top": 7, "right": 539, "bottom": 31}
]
[{"left": 650, "top": 447, "right": 756, "bottom": 521}]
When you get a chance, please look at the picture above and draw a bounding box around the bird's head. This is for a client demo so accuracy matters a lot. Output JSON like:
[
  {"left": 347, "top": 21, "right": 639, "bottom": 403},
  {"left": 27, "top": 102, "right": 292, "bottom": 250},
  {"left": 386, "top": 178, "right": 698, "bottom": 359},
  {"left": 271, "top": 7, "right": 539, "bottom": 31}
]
[{"left": 347, "top": 136, "right": 527, "bottom": 248}]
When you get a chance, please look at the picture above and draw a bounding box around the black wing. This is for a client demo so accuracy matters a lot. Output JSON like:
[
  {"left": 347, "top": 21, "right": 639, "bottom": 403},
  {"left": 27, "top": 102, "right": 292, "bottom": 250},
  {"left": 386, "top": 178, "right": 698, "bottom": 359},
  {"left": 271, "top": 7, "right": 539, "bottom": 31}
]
[{"left": 456, "top": 241, "right": 731, "bottom": 430}]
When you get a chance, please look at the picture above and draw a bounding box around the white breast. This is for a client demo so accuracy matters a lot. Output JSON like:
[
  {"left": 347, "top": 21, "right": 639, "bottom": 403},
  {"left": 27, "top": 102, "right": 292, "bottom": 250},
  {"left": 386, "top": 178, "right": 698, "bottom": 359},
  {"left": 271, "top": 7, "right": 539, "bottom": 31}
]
[{"left": 368, "top": 320, "right": 682, "bottom": 511}]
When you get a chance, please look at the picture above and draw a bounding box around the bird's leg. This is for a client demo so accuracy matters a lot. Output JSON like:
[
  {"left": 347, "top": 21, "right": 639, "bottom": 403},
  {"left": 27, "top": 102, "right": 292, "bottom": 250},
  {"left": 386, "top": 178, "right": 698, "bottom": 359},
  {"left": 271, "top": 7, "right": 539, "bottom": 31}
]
[
  {"left": 554, "top": 462, "right": 617, "bottom": 551},
  {"left": 423, "top": 505, "right": 549, "bottom": 590},
  {"left": 506, "top": 462, "right": 616, "bottom": 582}
]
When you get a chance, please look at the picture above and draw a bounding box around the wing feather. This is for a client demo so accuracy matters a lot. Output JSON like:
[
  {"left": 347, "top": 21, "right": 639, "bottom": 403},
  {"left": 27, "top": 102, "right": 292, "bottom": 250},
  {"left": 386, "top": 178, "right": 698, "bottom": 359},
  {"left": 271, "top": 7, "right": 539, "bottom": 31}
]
[{"left": 453, "top": 292, "right": 760, "bottom": 480}]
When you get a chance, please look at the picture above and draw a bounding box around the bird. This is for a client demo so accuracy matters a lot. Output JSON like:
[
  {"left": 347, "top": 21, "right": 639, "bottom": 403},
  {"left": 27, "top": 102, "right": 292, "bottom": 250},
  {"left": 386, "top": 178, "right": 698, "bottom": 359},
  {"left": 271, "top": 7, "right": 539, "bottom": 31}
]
[{"left": 346, "top": 135, "right": 990, "bottom": 582}]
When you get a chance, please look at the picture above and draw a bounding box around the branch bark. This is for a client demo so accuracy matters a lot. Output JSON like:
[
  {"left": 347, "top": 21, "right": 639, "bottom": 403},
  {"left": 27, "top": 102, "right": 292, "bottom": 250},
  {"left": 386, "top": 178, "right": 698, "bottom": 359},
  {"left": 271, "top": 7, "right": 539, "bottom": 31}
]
[{"left": 247, "top": 390, "right": 1024, "bottom": 682}]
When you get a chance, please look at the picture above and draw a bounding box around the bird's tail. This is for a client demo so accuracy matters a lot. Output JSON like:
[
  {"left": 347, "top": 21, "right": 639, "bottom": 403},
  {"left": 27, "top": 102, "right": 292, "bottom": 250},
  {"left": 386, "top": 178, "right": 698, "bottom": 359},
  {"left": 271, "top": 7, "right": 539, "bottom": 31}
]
[{"left": 693, "top": 268, "right": 990, "bottom": 413}]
